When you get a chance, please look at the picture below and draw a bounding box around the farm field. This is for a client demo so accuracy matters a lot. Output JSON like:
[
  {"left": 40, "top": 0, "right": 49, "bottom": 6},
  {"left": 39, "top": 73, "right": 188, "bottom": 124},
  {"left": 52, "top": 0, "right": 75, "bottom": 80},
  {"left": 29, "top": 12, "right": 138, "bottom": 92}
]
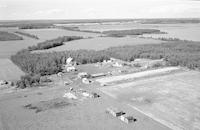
[
  {"left": 0, "top": 59, "right": 24, "bottom": 81},
  {"left": 99, "top": 70, "right": 200, "bottom": 130},
  {"left": 24, "top": 28, "right": 101, "bottom": 40},
  {"left": 33, "top": 37, "right": 163, "bottom": 53},
  {"left": 59, "top": 23, "right": 200, "bottom": 41},
  {"left": 0, "top": 38, "right": 41, "bottom": 58},
  {"left": 0, "top": 28, "right": 43, "bottom": 58}
]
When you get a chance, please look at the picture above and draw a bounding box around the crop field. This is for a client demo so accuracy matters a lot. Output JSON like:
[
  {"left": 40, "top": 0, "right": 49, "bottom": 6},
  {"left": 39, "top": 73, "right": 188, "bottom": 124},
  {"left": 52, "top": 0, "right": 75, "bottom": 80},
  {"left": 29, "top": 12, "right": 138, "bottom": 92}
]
[
  {"left": 24, "top": 28, "right": 101, "bottom": 40},
  {"left": 59, "top": 23, "right": 200, "bottom": 41},
  {"left": 33, "top": 37, "right": 163, "bottom": 53},
  {"left": 0, "top": 31, "right": 23, "bottom": 41},
  {"left": 0, "top": 38, "right": 41, "bottom": 58},
  {"left": 99, "top": 70, "right": 200, "bottom": 130},
  {"left": 0, "top": 59, "right": 24, "bottom": 81}
]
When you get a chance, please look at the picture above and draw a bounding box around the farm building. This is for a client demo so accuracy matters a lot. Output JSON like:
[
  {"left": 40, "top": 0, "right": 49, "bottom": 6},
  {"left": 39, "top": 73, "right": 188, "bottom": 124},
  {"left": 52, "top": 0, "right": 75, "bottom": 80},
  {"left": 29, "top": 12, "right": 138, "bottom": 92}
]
[
  {"left": 106, "top": 107, "right": 125, "bottom": 117},
  {"left": 91, "top": 73, "right": 106, "bottom": 78},
  {"left": 0, "top": 80, "right": 8, "bottom": 85},
  {"left": 57, "top": 72, "right": 63, "bottom": 77},
  {"left": 66, "top": 57, "right": 73, "bottom": 65},
  {"left": 66, "top": 66, "right": 76, "bottom": 72},
  {"left": 112, "top": 62, "right": 123, "bottom": 67},
  {"left": 78, "top": 72, "right": 90, "bottom": 79},
  {"left": 120, "top": 115, "right": 137, "bottom": 124},
  {"left": 82, "top": 78, "right": 93, "bottom": 84},
  {"left": 132, "top": 58, "right": 166, "bottom": 68}
]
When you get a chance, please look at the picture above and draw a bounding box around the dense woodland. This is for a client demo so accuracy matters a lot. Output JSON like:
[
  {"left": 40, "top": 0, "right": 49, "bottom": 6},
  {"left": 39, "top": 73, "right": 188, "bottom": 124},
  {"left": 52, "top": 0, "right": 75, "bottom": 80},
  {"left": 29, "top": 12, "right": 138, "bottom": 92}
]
[
  {"left": 28, "top": 36, "right": 83, "bottom": 51},
  {"left": 11, "top": 40, "right": 200, "bottom": 88},
  {"left": 0, "top": 31, "right": 23, "bottom": 41},
  {"left": 102, "top": 29, "right": 165, "bottom": 37},
  {"left": 18, "top": 23, "right": 53, "bottom": 29},
  {"left": 57, "top": 26, "right": 101, "bottom": 33}
]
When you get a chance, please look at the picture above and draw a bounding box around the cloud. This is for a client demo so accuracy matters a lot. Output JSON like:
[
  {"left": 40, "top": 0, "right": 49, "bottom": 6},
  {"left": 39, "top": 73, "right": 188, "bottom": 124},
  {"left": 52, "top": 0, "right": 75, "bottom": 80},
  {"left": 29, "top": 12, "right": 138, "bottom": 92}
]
[
  {"left": 33, "top": 9, "right": 63, "bottom": 15},
  {"left": 0, "top": 4, "right": 7, "bottom": 8},
  {"left": 1, "top": 0, "right": 200, "bottom": 20}
]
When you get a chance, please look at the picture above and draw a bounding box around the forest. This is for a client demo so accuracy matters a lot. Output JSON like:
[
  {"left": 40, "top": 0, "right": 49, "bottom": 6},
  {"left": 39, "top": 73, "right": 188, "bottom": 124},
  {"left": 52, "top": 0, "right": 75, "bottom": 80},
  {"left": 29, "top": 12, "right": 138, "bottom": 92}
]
[{"left": 102, "top": 29, "right": 165, "bottom": 37}]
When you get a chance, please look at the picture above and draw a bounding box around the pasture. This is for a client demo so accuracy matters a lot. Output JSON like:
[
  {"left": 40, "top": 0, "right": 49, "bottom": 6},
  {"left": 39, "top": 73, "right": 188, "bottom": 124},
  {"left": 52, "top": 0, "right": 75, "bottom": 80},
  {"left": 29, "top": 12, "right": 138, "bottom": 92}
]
[{"left": 99, "top": 70, "right": 200, "bottom": 130}]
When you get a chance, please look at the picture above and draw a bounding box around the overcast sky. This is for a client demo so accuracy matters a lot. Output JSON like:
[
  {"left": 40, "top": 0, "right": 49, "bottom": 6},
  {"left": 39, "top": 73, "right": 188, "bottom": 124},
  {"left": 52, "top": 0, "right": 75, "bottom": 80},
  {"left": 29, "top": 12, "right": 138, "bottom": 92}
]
[{"left": 0, "top": 0, "right": 200, "bottom": 20}]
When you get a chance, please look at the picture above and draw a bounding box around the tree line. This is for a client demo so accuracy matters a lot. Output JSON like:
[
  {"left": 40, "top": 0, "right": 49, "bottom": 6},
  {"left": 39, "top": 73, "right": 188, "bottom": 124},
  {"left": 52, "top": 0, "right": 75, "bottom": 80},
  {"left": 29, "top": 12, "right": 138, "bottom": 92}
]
[{"left": 28, "top": 36, "right": 83, "bottom": 51}]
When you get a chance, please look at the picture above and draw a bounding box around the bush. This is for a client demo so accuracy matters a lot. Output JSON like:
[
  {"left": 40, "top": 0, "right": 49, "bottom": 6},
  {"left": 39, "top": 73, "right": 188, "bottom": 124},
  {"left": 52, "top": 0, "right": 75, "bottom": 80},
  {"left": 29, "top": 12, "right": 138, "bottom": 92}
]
[{"left": 16, "top": 74, "right": 41, "bottom": 89}]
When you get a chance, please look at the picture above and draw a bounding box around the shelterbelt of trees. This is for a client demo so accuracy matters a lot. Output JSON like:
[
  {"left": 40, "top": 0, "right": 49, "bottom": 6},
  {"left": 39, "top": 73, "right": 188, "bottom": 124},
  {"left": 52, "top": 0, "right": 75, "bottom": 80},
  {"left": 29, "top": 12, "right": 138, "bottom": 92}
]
[
  {"left": 11, "top": 40, "right": 200, "bottom": 88},
  {"left": 28, "top": 36, "right": 83, "bottom": 51},
  {"left": 15, "top": 31, "right": 39, "bottom": 39},
  {"left": 102, "top": 29, "right": 165, "bottom": 37},
  {"left": 0, "top": 31, "right": 23, "bottom": 41}
]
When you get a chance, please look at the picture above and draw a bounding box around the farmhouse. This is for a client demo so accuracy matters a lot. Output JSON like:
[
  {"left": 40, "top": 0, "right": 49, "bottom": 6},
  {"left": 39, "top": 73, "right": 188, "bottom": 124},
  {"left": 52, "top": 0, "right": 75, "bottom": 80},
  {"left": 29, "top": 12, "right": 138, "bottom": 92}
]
[{"left": 66, "top": 57, "right": 73, "bottom": 65}]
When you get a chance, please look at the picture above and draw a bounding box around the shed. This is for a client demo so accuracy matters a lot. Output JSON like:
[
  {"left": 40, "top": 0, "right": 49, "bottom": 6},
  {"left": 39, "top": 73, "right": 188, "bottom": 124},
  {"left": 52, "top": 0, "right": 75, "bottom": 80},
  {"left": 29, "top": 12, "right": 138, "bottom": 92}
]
[
  {"left": 82, "top": 78, "right": 92, "bottom": 84},
  {"left": 78, "top": 72, "right": 90, "bottom": 79},
  {"left": 91, "top": 73, "right": 106, "bottom": 78},
  {"left": 106, "top": 107, "right": 125, "bottom": 117},
  {"left": 120, "top": 115, "right": 137, "bottom": 124},
  {"left": 66, "top": 66, "right": 76, "bottom": 72}
]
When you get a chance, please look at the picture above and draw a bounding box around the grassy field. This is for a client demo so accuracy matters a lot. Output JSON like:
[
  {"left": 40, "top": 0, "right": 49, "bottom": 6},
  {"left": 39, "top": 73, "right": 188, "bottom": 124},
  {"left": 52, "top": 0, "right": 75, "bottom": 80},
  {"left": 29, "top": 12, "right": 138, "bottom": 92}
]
[
  {"left": 0, "top": 59, "right": 24, "bottom": 81},
  {"left": 99, "top": 70, "right": 200, "bottom": 130},
  {"left": 0, "top": 31, "right": 23, "bottom": 41},
  {"left": 33, "top": 37, "right": 163, "bottom": 53}
]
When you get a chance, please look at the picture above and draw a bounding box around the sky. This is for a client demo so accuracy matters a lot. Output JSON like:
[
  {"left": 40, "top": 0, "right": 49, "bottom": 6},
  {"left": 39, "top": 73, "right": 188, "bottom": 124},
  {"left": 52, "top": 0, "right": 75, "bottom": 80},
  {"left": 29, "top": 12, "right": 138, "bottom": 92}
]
[{"left": 0, "top": 0, "right": 200, "bottom": 20}]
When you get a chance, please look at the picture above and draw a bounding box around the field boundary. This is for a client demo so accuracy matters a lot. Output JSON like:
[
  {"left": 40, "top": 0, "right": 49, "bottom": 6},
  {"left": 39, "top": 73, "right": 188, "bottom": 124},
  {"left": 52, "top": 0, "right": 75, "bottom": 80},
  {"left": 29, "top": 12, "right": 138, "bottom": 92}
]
[{"left": 127, "top": 104, "right": 182, "bottom": 130}]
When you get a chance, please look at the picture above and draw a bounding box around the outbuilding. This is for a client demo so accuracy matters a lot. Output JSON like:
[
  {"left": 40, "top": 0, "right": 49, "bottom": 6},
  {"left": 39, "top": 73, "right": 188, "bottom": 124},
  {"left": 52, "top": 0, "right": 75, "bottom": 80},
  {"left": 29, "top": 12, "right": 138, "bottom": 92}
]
[{"left": 78, "top": 72, "right": 90, "bottom": 79}]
